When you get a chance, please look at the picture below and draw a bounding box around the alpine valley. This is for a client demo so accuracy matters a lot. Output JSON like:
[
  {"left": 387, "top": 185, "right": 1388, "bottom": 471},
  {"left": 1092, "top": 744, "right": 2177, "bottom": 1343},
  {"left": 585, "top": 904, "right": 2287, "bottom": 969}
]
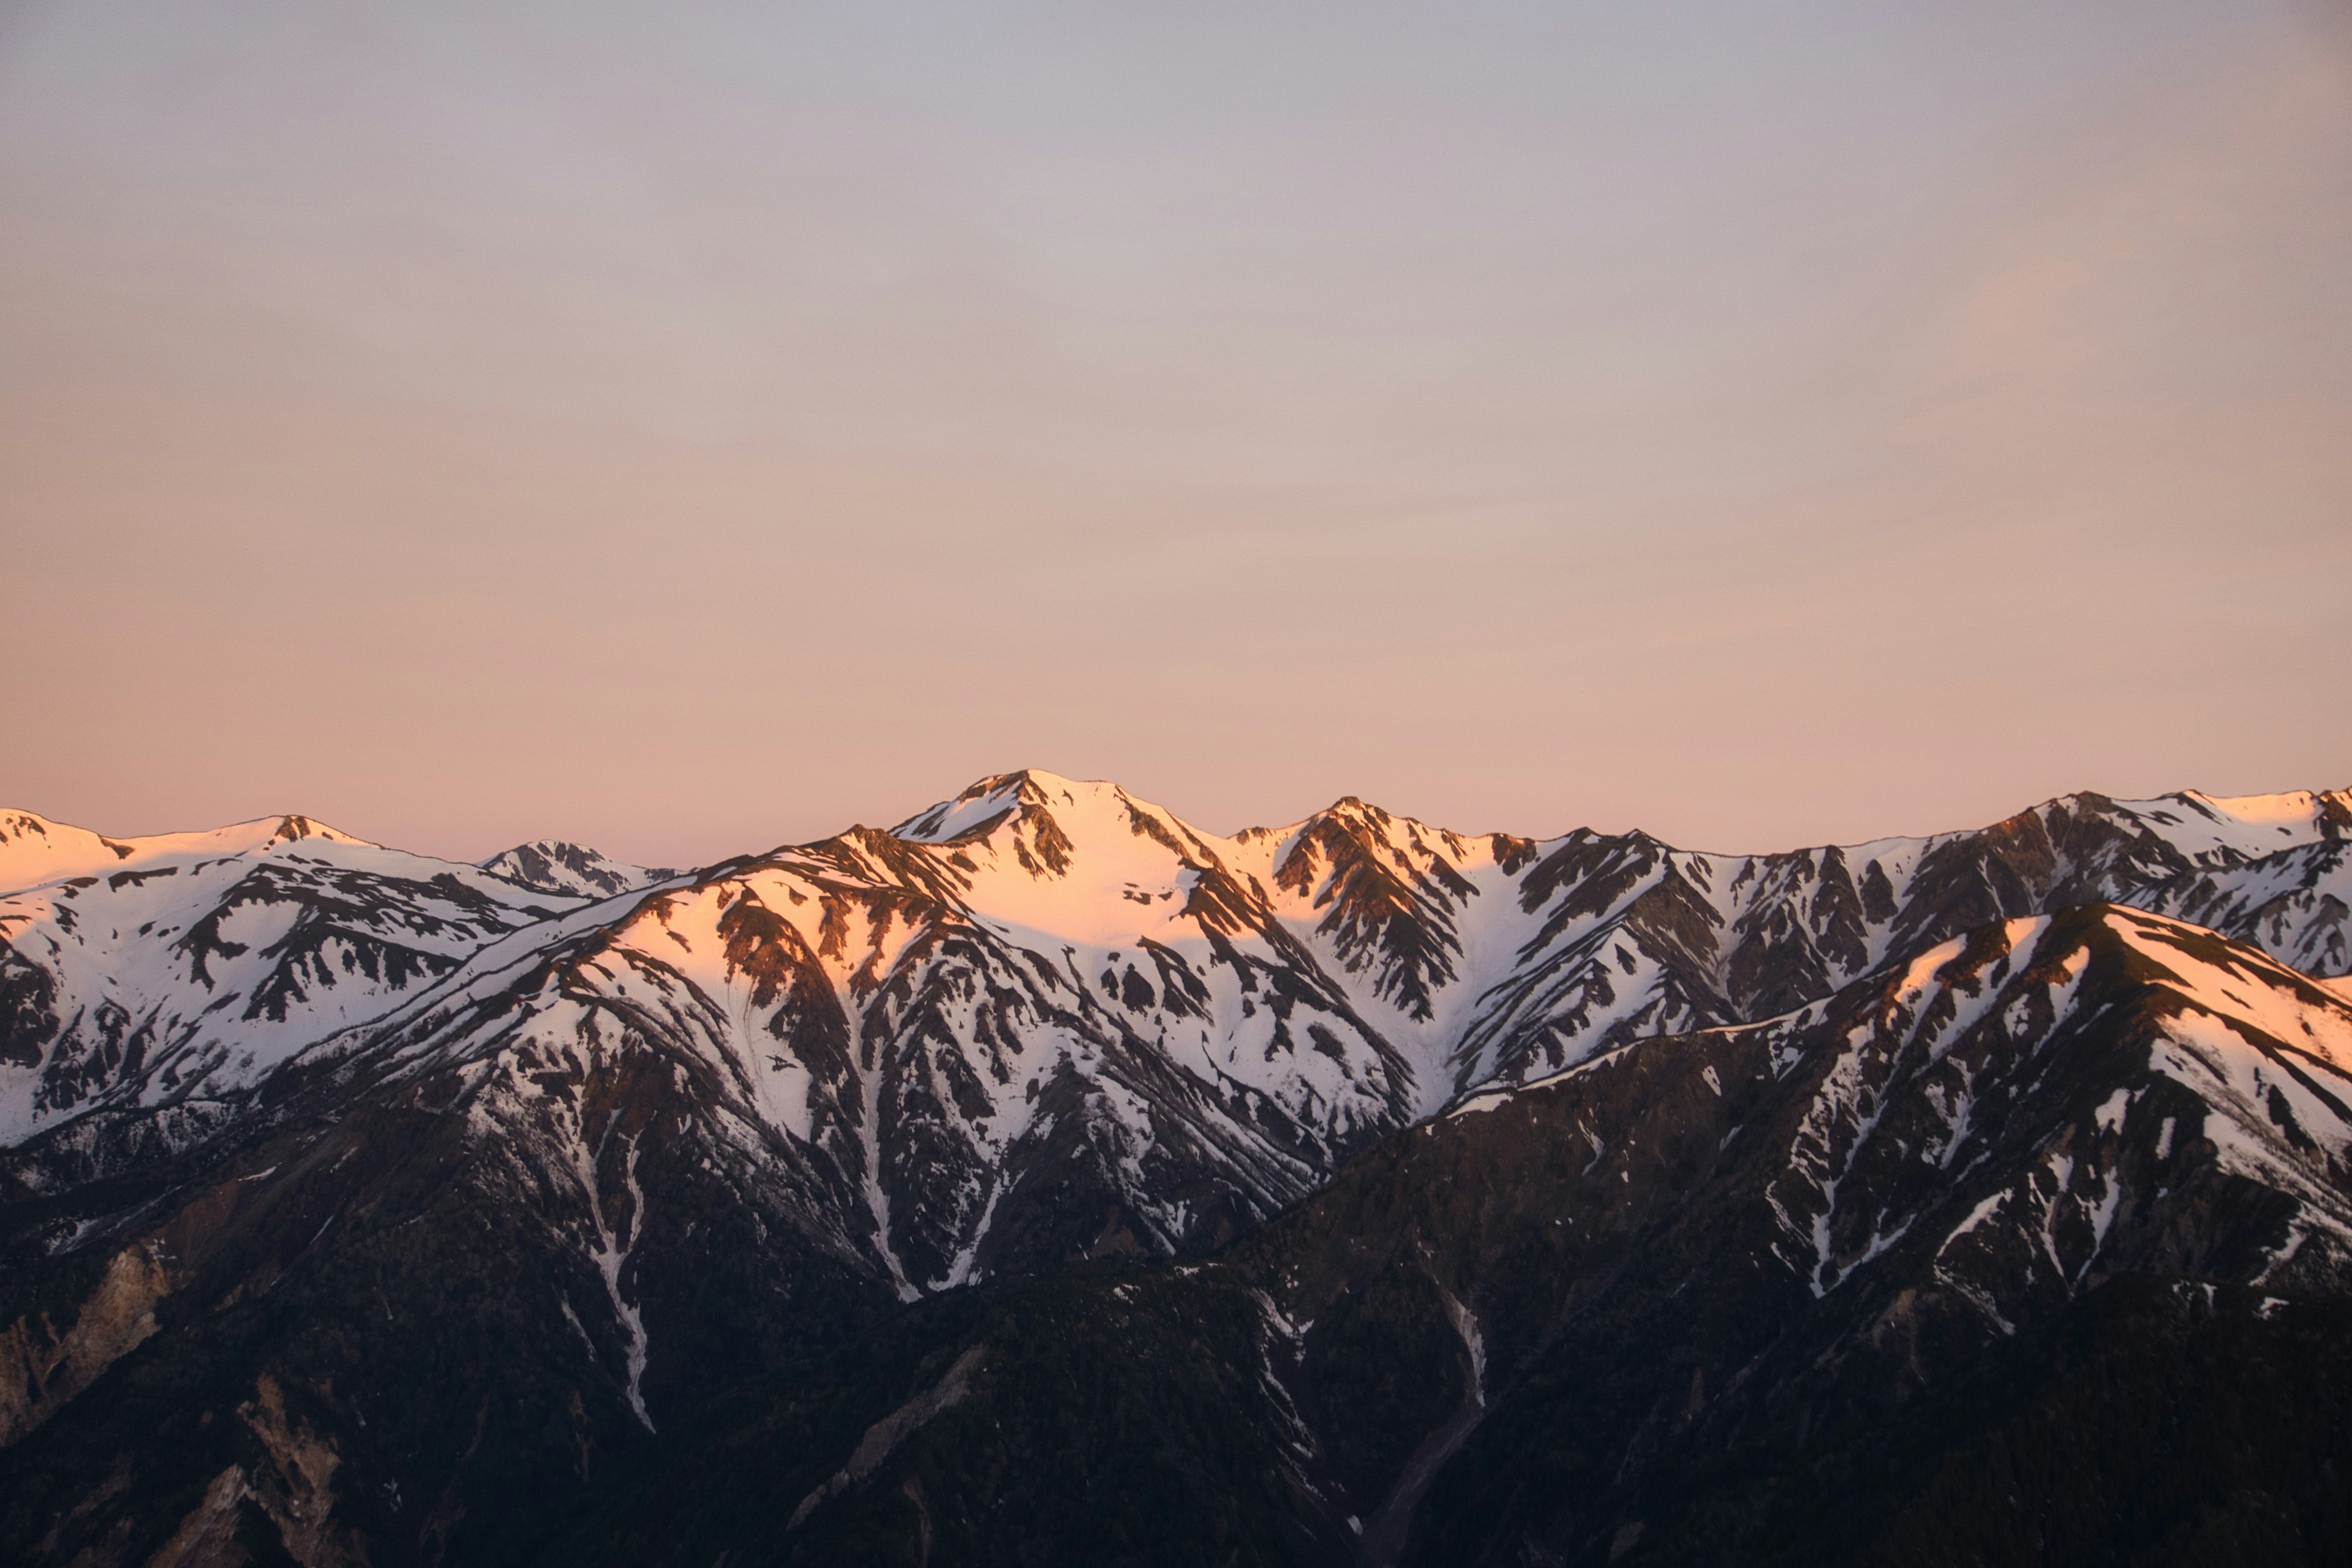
[{"left": 2, "top": 772, "right": 2350, "bottom": 1567}]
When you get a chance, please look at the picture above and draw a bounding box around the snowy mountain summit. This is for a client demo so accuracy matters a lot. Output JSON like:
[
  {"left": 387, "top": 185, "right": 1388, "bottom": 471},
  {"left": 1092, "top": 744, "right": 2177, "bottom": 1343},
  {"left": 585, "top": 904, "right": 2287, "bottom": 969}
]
[
  {"left": 2, "top": 771, "right": 2350, "bottom": 1567},
  {"left": 481, "top": 839, "right": 673, "bottom": 900}
]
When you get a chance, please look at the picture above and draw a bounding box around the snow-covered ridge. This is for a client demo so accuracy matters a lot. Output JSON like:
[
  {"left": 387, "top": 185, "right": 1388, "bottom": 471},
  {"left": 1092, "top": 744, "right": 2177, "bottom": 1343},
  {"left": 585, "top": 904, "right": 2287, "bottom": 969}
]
[
  {"left": 876, "top": 772, "right": 2352, "bottom": 1087},
  {"left": 4, "top": 774, "right": 2347, "bottom": 1292},
  {"left": 1833, "top": 786, "right": 2350, "bottom": 865},
  {"left": 0, "top": 808, "right": 603, "bottom": 1145},
  {"left": 1458, "top": 903, "right": 2352, "bottom": 1314},
  {"left": 0, "top": 809, "right": 371, "bottom": 899}
]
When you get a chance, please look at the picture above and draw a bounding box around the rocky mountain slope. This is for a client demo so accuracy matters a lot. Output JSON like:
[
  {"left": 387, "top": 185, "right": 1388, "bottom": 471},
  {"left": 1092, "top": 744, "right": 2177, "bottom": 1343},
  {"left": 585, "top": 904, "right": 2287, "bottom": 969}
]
[
  {"left": 597, "top": 902, "right": 2352, "bottom": 1566},
  {"left": 1, "top": 774, "right": 2346, "bottom": 1566}
]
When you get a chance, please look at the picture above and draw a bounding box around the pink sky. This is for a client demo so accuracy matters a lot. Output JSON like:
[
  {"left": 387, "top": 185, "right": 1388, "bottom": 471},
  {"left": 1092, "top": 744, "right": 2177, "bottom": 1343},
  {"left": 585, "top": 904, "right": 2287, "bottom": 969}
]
[{"left": 4, "top": 2, "right": 2347, "bottom": 865}]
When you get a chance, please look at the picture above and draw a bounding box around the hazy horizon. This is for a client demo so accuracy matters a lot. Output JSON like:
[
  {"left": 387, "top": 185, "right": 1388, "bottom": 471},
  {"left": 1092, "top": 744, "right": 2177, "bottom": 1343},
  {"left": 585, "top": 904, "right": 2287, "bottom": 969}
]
[{"left": 6, "top": 1, "right": 2348, "bottom": 867}]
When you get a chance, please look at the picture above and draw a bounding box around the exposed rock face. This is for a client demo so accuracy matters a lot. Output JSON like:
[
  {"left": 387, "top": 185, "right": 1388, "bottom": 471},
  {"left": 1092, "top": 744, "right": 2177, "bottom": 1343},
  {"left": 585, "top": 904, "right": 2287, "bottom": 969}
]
[
  {"left": 1, "top": 775, "right": 2348, "bottom": 1566},
  {"left": 0, "top": 1243, "right": 171, "bottom": 1447}
]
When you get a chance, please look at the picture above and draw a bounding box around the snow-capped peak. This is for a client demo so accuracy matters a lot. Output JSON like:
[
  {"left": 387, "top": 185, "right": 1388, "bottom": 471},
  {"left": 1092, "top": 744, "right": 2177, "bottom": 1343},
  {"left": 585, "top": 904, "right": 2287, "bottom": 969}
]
[
  {"left": 889, "top": 769, "right": 1122, "bottom": 845},
  {"left": 481, "top": 840, "right": 671, "bottom": 900},
  {"left": 0, "top": 808, "right": 374, "bottom": 897}
]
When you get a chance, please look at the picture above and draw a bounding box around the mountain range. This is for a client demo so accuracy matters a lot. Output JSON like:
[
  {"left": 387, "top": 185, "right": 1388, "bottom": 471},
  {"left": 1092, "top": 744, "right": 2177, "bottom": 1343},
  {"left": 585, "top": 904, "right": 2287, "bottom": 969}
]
[{"left": 2, "top": 772, "right": 2348, "bottom": 1566}]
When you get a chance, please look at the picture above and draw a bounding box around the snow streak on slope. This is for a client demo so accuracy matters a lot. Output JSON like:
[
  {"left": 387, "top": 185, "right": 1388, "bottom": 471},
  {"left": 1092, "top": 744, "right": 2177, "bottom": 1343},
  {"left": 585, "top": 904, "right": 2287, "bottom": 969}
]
[
  {"left": 1739, "top": 904, "right": 2352, "bottom": 1325},
  {"left": 1436, "top": 898, "right": 2352, "bottom": 1334}
]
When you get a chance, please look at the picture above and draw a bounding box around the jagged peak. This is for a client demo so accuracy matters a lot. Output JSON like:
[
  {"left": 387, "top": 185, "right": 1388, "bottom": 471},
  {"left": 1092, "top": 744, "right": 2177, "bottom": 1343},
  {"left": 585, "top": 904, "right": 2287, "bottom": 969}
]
[
  {"left": 264, "top": 813, "right": 369, "bottom": 848},
  {"left": 1247, "top": 796, "right": 1583, "bottom": 884},
  {"left": 889, "top": 776, "right": 2352, "bottom": 892},
  {"left": 481, "top": 839, "right": 669, "bottom": 900},
  {"left": 889, "top": 770, "right": 1180, "bottom": 852},
  {"left": 894, "top": 769, "right": 1068, "bottom": 842}
]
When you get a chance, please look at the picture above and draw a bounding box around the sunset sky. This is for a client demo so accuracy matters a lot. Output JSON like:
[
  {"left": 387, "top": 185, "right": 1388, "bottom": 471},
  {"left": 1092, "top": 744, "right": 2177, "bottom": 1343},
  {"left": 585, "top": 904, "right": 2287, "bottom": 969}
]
[{"left": 4, "top": 0, "right": 2348, "bottom": 866}]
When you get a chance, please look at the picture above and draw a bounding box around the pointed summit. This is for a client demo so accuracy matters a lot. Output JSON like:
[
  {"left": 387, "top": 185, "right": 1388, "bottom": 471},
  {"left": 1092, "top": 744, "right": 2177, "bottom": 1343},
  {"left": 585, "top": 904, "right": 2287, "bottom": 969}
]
[{"left": 890, "top": 769, "right": 1130, "bottom": 846}]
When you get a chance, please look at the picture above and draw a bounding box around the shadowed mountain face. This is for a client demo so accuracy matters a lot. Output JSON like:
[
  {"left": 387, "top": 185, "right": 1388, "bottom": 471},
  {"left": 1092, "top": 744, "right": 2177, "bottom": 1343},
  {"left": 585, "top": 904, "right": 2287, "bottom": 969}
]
[{"left": 1, "top": 775, "right": 2348, "bottom": 1567}]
